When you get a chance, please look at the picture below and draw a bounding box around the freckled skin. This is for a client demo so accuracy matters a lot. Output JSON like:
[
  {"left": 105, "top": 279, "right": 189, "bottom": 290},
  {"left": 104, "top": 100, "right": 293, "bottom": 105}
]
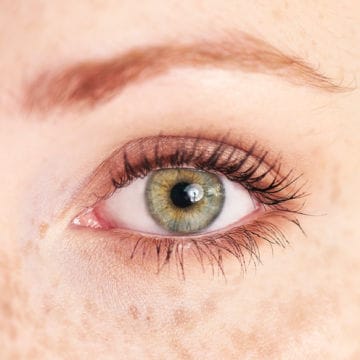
[
  {"left": 129, "top": 305, "right": 139, "bottom": 320},
  {"left": 173, "top": 308, "right": 195, "bottom": 330},
  {"left": 38, "top": 223, "right": 49, "bottom": 239},
  {"left": 1, "top": 0, "right": 360, "bottom": 359}
]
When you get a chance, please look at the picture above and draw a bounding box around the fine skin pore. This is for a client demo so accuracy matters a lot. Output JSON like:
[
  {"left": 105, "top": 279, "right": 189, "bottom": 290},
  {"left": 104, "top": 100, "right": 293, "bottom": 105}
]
[{"left": 0, "top": 1, "right": 360, "bottom": 359}]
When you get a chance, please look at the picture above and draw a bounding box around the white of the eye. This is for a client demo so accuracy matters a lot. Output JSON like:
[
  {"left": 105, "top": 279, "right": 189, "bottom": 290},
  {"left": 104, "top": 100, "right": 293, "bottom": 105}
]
[
  {"left": 100, "top": 174, "right": 257, "bottom": 235},
  {"left": 206, "top": 179, "right": 257, "bottom": 232}
]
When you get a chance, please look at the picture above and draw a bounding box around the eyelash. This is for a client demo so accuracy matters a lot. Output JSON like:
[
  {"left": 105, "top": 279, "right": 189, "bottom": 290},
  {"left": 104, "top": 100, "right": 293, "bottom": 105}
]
[
  {"left": 78, "top": 135, "right": 307, "bottom": 279},
  {"left": 112, "top": 138, "right": 305, "bottom": 208}
]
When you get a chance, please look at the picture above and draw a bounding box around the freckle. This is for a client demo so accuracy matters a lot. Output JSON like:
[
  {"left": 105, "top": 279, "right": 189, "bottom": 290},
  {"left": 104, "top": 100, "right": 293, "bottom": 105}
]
[
  {"left": 173, "top": 308, "right": 194, "bottom": 330},
  {"left": 1, "top": 300, "right": 13, "bottom": 317},
  {"left": 145, "top": 307, "right": 154, "bottom": 323},
  {"left": 128, "top": 305, "right": 139, "bottom": 320},
  {"left": 38, "top": 222, "right": 49, "bottom": 239}
]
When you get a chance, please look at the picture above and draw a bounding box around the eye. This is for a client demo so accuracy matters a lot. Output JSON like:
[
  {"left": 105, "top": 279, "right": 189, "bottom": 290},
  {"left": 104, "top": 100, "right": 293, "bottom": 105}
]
[
  {"left": 70, "top": 135, "right": 306, "bottom": 277},
  {"left": 74, "top": 168, "right": 259, "bottom": 235}
]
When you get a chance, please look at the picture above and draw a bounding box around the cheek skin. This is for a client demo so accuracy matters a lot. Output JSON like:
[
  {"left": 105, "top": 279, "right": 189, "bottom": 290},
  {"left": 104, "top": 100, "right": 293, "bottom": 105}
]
[
  {"left": 8, "top": 223, "right": 340, "bottom": 359},
  {"left": 38, "top": 223, "right": 49, "bottom": 239},
  {"left": 6, "top": 135, "right": 357, "bottom": 359},
  {"left": 1, "top": 140, "right": 357, "bottom": 360},
  {"left": 0, "top": 251, "right": 24, "bottom": 351}
]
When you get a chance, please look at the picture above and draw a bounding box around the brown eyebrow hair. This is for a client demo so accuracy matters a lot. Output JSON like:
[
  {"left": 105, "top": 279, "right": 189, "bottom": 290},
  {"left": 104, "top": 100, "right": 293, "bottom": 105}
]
[{"left": 24, "top": 32, "right": 346, "bottom": 112}]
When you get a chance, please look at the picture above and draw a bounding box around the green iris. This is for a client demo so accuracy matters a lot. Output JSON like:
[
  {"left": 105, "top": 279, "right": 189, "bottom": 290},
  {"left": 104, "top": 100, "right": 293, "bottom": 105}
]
[{"left": 145, "top": 168, "right": 225, "bottom": 234}]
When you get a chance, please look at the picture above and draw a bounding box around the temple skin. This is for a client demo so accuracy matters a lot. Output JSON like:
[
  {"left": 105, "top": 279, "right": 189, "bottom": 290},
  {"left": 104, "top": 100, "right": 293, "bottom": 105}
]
[{"left": 0, "top": 1, "right": 360, "bottom": 359}]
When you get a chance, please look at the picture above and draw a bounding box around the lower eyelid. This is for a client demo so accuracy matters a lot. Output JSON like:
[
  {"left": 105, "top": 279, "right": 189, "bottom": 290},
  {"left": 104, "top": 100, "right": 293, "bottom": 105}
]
[{"left": 70, "top": 209, "right": 301, "bottom": 278}]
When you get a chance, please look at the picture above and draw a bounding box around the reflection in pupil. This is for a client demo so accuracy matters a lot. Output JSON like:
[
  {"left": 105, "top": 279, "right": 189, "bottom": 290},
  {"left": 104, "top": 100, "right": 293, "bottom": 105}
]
[{"left": 170, "top": 182, "right": 204, "bottom": 208}]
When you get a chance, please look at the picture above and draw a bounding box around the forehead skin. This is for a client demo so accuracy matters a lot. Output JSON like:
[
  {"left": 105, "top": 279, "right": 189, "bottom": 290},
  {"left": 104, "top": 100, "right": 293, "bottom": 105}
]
[{"left": 0, "top": 1, "right": 360, "bottom": 359}]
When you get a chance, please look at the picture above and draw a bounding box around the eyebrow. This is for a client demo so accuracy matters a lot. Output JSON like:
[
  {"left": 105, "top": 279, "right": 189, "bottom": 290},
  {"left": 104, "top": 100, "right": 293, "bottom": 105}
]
[{"left": 24, "top": 32, "right": 345, "bottom": 112}]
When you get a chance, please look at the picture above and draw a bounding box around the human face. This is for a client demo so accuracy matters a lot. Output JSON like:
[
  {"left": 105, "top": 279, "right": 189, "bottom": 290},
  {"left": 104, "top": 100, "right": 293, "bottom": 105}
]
[{"left": 1, "top": 1, "right": 359, "bottom": 359}]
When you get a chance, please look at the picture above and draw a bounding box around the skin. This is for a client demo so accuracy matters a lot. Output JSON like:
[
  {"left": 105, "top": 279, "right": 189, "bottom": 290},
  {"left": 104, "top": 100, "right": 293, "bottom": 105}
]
[{"left": 1, "top": 1, "right": 360, "bottom": 359}]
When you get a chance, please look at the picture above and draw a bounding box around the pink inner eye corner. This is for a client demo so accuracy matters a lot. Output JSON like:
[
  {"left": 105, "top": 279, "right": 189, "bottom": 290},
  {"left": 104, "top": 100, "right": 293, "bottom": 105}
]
[{"left": 72, "top": 207, "right": 106, "bottom": 230}]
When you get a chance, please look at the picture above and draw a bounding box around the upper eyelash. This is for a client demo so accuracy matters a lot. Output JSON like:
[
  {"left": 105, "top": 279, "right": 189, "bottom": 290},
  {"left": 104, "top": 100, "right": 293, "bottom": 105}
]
[
  {"left": 79, "top": 134, "right": 308, "bottom": 279},
  {"left": 110, "top": 135, "right": 307, "bottom": 209}
]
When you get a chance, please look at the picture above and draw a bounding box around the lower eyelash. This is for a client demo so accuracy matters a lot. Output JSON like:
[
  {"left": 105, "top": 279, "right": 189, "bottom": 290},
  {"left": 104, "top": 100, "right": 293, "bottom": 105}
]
[{"left": 101, "top": 211, "right": 304, "bottom": 280}]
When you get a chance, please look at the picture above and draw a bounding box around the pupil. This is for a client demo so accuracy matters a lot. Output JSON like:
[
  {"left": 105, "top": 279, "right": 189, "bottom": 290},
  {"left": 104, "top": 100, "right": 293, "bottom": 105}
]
[{"left": 170, "top": 182, "right": 203, "bottom": 208}]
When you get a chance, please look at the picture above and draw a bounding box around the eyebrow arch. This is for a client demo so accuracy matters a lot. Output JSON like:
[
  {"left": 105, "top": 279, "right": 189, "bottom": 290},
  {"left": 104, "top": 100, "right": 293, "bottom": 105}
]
[{"left": 24, "top": 32, "right": 346, "bottom": 112}]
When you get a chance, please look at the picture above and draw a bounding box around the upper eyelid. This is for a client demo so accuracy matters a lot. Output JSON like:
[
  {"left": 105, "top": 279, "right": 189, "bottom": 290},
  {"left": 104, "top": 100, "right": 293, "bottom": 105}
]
[
  {"left": 110, "top": 135, "right": 276, "bottom": 184},
  {"left": 72, "top": 134, "right": 307, "bottom": 215}
]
